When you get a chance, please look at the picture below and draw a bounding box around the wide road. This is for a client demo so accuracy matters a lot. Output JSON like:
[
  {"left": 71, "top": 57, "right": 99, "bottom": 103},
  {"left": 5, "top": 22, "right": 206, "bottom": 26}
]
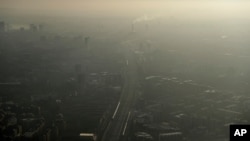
[{"left": 101, "top": 41, "right": 138, "bottom": 141}]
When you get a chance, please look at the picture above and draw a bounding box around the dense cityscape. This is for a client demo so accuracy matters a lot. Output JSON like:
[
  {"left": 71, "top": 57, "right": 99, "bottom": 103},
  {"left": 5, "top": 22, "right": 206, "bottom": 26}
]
[{"left": 1, "top": 1, "right": 250, "bottom": 141}]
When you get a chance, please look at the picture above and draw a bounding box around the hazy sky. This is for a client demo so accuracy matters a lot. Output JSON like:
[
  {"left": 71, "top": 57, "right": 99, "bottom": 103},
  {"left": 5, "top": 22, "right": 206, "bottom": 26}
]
[{"left": 1, "top": 0, "right": 250, "bottom": 20}]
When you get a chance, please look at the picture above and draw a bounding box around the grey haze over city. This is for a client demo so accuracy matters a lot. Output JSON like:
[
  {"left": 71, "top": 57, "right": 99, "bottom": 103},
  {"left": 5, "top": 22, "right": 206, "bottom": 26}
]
[{"left": 1, "top": 0, "right": 250, "bottom": 141}]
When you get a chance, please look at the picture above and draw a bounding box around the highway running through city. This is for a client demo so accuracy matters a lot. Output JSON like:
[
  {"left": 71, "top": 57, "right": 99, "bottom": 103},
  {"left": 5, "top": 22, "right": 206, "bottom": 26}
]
[{"left": 101, "top": 40, "right": 139, "bottom": 141}]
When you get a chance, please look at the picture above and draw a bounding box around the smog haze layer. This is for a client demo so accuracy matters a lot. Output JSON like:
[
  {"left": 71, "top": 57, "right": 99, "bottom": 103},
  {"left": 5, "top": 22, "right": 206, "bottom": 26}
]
[
  {"left": 1, "top": 1, "right": 250, "bottom": 141},
  {"left": 1, "top": 0, "right": 250, "bottom": 20}
]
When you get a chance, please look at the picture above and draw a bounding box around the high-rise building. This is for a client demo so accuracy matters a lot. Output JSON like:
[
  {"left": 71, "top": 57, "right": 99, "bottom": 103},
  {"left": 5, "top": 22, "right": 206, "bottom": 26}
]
[
  {"left": 85, "top": 37, "right": 90, "bottom": 48},
  {"left": 145, "top": 23, "right": 149, "bottom": 31},
  {"left": 131, "top": 23, "right": 135, "bottom": 32},
  {"left": 30, "top": 24, "right": 37, "bottom": 32},
  {"left": 75, "top": 64, "right": 82, "bottom": 74},
  {"left": 0, "top": 21, "right": 5, "bottom": 32}
]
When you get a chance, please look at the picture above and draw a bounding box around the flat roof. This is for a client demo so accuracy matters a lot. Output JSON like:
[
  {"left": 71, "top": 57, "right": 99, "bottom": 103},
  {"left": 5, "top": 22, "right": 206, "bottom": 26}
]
[{"left": 79, "top": 133, "right": 94, "bottom": 137}]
